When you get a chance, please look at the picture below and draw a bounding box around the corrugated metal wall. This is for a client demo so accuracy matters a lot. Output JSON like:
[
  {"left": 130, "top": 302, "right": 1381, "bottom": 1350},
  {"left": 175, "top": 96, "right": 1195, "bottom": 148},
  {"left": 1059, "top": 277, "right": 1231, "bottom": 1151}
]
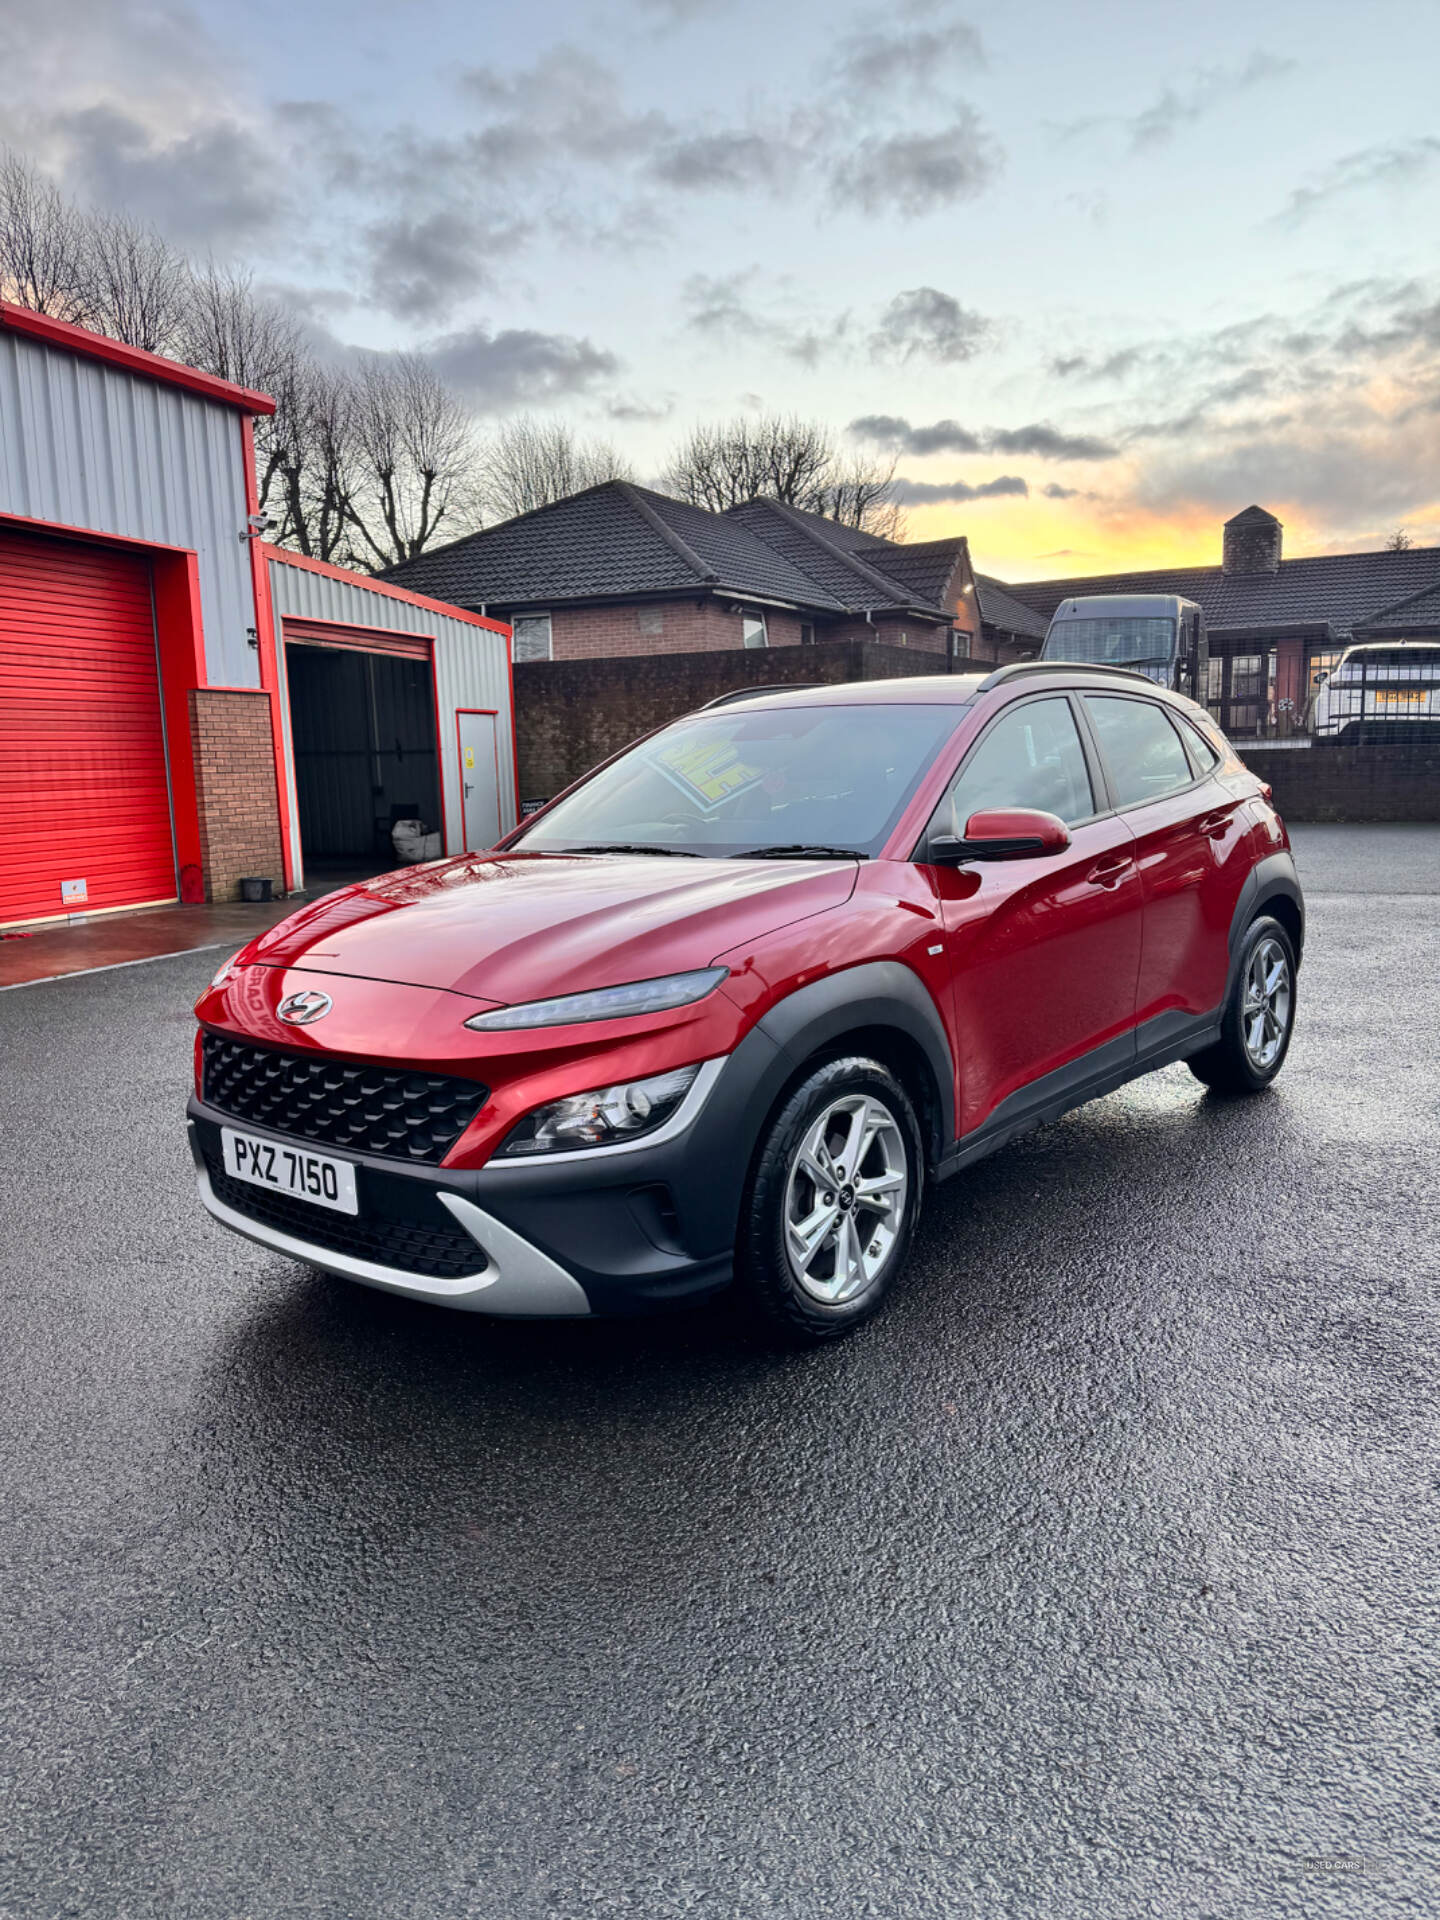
[
  {"left": 267, "top": 555, "right": 515, "bottom": 880},
  {"left": 0, "top": 329, "right": 258, "bottom": 686}
]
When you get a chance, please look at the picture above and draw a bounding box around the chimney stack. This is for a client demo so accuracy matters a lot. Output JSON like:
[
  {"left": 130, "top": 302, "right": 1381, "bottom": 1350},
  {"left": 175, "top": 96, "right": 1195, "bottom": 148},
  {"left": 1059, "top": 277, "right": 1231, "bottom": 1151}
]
[{"left": 1223, "top": 505, "right": 1282, "bottom": 575}]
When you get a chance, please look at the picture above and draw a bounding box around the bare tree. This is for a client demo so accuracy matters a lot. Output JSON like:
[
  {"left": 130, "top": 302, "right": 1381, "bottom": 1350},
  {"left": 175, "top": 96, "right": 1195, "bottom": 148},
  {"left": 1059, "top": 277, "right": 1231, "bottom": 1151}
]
[
  {"left": 480, "top": 415, "right": 633, "bottom": 521},
  {"left": 1384, "top": 526, "right": 1414, "bottom": 552},
  {"left": 345, "top": 353, "right": 480, "bottom": 569},
  {"left": 0, "top": 149, "right": 93, "bottom": 322},
  {"left": 82, "top": 211, "right": 189, "bottom": 354},
  {"left": 818, "top": 450, "right": 905, "bottom": 540},
  {"left": 664, "top": 412, "right": 902, "bottom": 535}
]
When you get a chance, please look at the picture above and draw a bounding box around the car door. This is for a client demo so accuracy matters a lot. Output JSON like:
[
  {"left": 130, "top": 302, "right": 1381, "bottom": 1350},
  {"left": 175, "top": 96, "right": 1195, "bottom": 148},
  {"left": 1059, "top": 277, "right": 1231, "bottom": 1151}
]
[
  {"left": 1078, "top": 693, "right": 1252, "bottom": 1030},
  {"left": 925, "top": 693, "right": 1144, "bottom": 1137}
]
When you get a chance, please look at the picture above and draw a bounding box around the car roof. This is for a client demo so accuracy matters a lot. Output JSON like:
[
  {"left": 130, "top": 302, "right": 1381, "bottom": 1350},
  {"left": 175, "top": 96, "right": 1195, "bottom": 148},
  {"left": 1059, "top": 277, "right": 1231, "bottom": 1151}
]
[
  {"left": 693, "top": 663, "right": 1206, "bottom": 716},
  {"left": 699, "top": 674, "right": 986, "bottom": 710},
  {"left": 1339, "top": 638, "right": 1440, "bottom": 654}
]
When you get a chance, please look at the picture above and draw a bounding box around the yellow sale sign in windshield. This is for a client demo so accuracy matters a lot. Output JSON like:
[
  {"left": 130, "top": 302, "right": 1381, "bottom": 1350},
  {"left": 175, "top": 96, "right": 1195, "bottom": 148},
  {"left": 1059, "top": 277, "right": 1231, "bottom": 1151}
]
[{"left": 653, "top": 737, "right": 763, "bottom": 812}]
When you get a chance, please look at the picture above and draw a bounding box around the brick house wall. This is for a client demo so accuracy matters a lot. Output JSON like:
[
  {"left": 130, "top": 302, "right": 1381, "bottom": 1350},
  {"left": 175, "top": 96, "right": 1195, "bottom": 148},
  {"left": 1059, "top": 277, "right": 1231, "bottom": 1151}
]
[
  {"left": 531, "top": 602, "right": 950, "bottom": 661},
  {"left": 820, "top": 617, "right": 950, "bottom": 654},
  {"left": 545, "top": 600, "right": 781, "bottom": 660},
  {"left": 188, "top": 690, "right": 285, "bottom": 901},
  {"left": 515, "top": 640, "right": 954, "bottom": 801}
]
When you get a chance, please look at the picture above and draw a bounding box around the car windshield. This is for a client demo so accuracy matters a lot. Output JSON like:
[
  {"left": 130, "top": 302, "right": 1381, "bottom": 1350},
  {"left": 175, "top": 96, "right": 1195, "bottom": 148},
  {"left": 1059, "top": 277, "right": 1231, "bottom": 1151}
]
[
  {"left": 1333, "top": 647, "right": 1440, "bottom": 680},
  {"left": 514, "top": 702, "right": 964, "bottom": 858},
  {"left": 1042, "top": 615, "right": 1178, "bottom": 668}
]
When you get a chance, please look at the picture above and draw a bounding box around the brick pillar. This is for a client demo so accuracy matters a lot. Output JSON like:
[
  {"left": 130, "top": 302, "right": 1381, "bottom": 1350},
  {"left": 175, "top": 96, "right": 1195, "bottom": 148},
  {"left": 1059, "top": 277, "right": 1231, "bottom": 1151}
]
[{"left": 188, "top": 690, "right": 286, "bottom": 903}]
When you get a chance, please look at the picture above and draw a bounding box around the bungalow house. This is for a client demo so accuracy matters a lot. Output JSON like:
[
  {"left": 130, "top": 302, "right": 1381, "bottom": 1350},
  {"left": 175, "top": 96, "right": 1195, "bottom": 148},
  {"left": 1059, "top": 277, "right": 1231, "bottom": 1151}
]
[
  {"left": 1002, "top": 506, "right": 1440, "bottom": 737},
  {"left": 384, "top": 481, "right": 1038, "bottom": 669}
]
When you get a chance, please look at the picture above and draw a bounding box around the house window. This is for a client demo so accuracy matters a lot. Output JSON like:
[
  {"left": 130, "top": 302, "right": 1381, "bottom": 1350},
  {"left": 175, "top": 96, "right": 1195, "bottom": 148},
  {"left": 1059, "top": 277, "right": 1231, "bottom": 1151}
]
[
  {"left": 512, "top": 613, "right": 552, "bottom": 663},
  {"left": 952, "top": 629, "right": 971, "bottom": 660},
  {"left": 637, "top": 608, "right": 665, "bottom": 636},
  {"left": 741, "top": 611, "right": 768, "bottom": 650},
  {"left": 800, "top": 624, "right": 814, "bottom": 646}
]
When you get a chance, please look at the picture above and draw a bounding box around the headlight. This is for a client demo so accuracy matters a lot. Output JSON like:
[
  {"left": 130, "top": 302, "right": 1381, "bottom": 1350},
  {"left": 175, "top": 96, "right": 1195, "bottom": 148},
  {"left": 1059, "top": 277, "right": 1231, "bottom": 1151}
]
[
  {"left": 209, "top": 950, "right": 247, "bottom": 988},
  {"left": 464, "top": 968, "right": 727, "bottom": 1033},
  {"left": 497, "top": 1064, "right": 701, "bottom": 1157}
]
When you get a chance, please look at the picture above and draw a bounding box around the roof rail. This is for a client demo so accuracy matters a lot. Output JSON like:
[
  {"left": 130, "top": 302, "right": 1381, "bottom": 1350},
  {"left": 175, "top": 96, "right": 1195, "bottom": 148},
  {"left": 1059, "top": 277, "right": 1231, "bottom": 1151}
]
[
  {"left": 975, "top": 660, "right": 1160, "bottom": 692},
  {"left": 702, "top": 683, "right": 820, "bottom": 709}
]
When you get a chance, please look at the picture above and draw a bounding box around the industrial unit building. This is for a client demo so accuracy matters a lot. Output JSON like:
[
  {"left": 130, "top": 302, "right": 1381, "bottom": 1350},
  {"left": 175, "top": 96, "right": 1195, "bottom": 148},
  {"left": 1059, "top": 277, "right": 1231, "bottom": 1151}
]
[{"left": 0, "top": 302, "right": 516, "bottom": 930}]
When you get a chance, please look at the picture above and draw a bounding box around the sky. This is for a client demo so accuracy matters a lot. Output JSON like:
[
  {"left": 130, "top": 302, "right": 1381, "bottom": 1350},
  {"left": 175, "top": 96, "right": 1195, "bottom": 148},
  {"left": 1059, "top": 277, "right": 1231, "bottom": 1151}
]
[{"left": 2, "top": 0, "right": 1439, "bottom": 579}]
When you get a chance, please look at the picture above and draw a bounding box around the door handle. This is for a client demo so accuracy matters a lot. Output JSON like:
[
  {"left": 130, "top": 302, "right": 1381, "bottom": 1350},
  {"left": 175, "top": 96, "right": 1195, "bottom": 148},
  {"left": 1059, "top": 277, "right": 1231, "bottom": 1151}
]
[
  {"left": 1197, "top": 811, "right": 1232, "bottom": 838},
  {"left": 1086, "top": 857, "right": 1131, "bottom": 889}
]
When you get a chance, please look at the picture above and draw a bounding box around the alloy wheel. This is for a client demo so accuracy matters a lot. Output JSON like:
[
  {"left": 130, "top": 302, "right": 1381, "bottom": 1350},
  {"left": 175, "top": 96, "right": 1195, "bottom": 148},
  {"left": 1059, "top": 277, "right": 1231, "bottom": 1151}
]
[
  {"left": 782, "top": 1092, "right": 909, "bottom": 1305},
  {"left": 1242, "top": 935, "right": 1292, "bottom": 1070}
]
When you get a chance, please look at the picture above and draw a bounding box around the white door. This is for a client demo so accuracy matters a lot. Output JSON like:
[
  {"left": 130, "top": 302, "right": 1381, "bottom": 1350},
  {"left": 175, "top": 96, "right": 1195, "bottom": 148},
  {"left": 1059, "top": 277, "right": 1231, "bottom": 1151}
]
[{"left": 458, "top": 710, "right": 501, "bottom": 850}]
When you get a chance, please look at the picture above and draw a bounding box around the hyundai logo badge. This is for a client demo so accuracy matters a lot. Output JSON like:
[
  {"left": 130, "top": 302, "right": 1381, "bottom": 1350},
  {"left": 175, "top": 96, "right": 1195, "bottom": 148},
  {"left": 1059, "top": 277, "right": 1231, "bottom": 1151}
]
[{"left": 277, "top": 989, "right": 333, "bottom": 1025}]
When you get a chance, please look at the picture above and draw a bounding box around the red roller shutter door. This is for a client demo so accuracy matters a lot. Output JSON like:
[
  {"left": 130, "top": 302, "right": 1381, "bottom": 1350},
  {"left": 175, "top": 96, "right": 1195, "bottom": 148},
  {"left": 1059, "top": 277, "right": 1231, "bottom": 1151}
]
[{"left": 0, "top": 529, "right": 177, "bottom": 926}]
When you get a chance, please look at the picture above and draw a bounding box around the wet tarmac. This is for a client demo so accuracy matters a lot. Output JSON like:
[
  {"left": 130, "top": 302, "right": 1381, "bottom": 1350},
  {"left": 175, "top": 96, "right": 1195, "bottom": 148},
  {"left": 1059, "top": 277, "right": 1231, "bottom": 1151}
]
[{"left": 1, "top": 825, "right": 1436, "bottom": 1917}]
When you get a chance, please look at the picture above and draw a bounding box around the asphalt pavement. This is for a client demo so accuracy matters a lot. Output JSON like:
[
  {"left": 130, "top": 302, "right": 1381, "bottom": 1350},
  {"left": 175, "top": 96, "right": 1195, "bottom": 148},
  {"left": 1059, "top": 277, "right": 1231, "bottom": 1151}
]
[{"left": 2, "top": 824, "right": 1437, "bottom": 1918}]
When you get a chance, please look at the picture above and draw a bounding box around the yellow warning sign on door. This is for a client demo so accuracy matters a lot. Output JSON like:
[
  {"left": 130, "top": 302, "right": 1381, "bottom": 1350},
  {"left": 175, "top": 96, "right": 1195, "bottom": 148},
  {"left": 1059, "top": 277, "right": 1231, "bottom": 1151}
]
[{"left": 464, "top": 747, "right": 475, "bottom": 768}]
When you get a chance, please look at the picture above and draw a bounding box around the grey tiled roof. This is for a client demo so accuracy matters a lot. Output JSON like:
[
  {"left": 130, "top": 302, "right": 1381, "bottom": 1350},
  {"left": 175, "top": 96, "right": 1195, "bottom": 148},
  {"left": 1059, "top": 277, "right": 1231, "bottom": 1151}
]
[
  {"left": 723, "top": 499, "right": 954, "bottom": 613},
  {"left": 870, "top": 539, "right": 964, "bottom": 609},
  {"left": 384, "top": 481, "right": 964, "bottom": 619},
  {"left": 383, "top": 481, "right": 848, "bottom": 612},
  {"left": 1357, "top": 580, "right": 1440, "bottom": 632},
  {"left": 974, "top": 574, "right": 1049, "bottom": 641},
  {"left": 999, "top": 545, "right": 1440, "bottom": 641}
]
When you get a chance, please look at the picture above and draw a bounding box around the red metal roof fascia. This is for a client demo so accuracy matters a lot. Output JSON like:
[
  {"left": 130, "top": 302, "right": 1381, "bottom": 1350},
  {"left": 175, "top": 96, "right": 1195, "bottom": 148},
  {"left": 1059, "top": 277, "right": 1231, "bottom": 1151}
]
[
  {"left": 261, "top": 543, "right": 512, "bottom": 636},
  {"left": 0, "top": 300, "right": 277, "bottom": 415}
]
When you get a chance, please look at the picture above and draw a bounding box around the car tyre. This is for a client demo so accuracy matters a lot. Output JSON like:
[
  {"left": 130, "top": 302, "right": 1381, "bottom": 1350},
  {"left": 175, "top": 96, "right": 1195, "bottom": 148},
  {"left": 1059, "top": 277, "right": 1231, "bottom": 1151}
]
[
  {"left": 1187, "top": 914, "right": 1297, "bottom": 1096},
  {"left": 736, "top": 1056, "right": 924, "bottom": 1344}
]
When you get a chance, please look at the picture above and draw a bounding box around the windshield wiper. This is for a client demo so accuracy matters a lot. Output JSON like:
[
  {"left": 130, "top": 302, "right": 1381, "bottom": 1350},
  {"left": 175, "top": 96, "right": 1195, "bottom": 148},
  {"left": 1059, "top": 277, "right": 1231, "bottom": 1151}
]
[
  {"left": 557, "top": 842, "right": 706, "bottom": 858},
  {"left": 730, "top": 844, "right": 868, "bottom": 861}
]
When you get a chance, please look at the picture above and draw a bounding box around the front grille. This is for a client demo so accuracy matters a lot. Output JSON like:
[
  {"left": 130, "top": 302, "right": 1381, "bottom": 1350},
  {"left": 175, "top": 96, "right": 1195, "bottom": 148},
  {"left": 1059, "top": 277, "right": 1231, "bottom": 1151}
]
[
  {"left": 202, "top": 1034, "right": 489, "bottom": 1164},
  {"left": 204, "top": 1152, "right": 486, "bottom": 1280}
]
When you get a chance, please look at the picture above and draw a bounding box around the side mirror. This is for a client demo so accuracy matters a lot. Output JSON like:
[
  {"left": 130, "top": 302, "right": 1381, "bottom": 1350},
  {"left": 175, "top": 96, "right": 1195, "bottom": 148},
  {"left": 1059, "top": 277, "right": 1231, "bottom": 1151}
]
[
  {"left": 930, "top": 806, "right": 1071, "bottom": 863},
  {"left": 1313, "top": 670, "right": 1329, "bottom": 686}
]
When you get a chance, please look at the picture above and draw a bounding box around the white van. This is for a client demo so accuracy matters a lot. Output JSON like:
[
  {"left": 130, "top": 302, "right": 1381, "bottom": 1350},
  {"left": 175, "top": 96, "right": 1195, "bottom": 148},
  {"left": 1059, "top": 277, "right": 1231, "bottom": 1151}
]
[{"left": 1312, "top": 641, "right": 1440, "bottom": 741}]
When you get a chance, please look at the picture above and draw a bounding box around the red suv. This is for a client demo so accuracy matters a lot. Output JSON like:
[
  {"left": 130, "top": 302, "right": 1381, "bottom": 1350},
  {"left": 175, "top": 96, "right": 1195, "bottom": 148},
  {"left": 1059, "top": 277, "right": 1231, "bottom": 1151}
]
[{"left": 190, "top": 665, "right": 1302, "bottom": 1342}]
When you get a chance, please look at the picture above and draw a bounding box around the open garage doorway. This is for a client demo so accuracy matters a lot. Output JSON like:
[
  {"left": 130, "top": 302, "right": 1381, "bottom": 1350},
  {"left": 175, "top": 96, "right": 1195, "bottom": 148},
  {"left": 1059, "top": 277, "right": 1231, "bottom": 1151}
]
[{"left": 284, "top": 630, "right": 443, "bottom": 890}]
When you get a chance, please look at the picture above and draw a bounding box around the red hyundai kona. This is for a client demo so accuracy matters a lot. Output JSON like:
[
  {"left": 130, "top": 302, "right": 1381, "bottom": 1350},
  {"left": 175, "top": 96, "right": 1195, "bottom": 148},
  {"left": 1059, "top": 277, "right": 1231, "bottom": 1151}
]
[{"left": 190, "top": 664, "right": 1302, "bottom": 1342}]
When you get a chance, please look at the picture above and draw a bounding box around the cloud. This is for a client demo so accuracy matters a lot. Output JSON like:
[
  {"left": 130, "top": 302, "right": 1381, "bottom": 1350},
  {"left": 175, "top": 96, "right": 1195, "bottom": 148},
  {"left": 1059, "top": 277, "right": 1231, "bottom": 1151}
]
[
  {"left": 679, "top": 272, "right": 846, "bottom": 366},
  {"left": 1273, "top": 137, "right": 1440, "bottom": 225},
  {"left": 869, "top": 287, "right": 992, "bottom": 363},
  {"left": 829, "top": 113, "right": 998, "bottom": 216},
  {"left": 1127, "top": 52, "right": 1294, "bottom": 150},
  {"left": 1042, "top": 483, "right": 1081, "bottom": 499},
  {"left": 850, "top": 415, "right": 982, "bottom": 455},
  {"left": 829, "top": 18, "right": 985, "bottom": 96},
  {"left": 423, "top": 324, "right": 621, "bottom": 410},
  {"left": 649, "top": 132, "right": 791, "bottom": 191},
  {"left": 850, "top": 415, "right": 1116, "bottom": 460},
  {"left": 605, "top": 394, "right": 675, "bottom": 422},
  {"left": 1055, "top": 51, "right": 1294, "bottom": 153},
  {"left": 891, "top": 475, "right": 1029, "bottom": 503},
  {"left": 42, "top": 102, "right": 279, "bottom": 249},
  {"left": 363, "top": 211, "right": 531, "bottom": 323},
  {"left": 1050, "top": 347, "right": 1146, "bottom": 381},
  {"left": 987, "top": 424, "right": 1118, "bottom": 460}
]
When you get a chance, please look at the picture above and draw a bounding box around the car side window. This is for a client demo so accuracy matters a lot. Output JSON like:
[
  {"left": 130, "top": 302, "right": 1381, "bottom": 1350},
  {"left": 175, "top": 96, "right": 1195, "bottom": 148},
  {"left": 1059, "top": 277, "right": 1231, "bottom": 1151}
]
[
  {"left": 944, "top": 697, "right": 1095, "bottom": 830},
  {"left": 1174, "top": 714, "right": 1220, "bottom": 775},
  {"left": 1083, "top": 695, "right": 1194, "bottom": 808}
]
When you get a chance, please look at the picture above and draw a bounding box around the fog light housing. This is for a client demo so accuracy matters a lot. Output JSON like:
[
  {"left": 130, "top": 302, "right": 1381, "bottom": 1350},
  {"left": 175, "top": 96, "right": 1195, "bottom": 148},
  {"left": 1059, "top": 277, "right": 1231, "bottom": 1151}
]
[{"left": 497, "top": 1064, "right": 700, "bottom": 1157}]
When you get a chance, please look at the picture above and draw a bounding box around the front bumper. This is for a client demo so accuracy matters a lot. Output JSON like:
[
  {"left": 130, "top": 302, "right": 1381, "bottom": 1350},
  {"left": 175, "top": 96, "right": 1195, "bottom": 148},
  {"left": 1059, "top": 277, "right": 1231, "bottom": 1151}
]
[{"left": 187, "top": 1023, "right": 787, "bottom": 1316}]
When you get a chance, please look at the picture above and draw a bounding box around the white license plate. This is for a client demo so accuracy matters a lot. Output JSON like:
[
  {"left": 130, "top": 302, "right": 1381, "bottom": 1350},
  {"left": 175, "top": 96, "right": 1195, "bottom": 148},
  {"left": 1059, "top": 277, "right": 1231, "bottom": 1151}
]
[{"left": 221, "top": 1128, "right": 359, "bottom": 1215}]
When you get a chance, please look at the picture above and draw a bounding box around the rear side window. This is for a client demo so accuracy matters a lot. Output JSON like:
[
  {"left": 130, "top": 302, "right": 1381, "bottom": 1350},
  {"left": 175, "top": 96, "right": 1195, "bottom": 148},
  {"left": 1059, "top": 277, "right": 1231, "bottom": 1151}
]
[
  {"left": 1083, "top": 695, "right": 1193, "bottom": 808},
  {"left": 1175, "top": 715, "right": 1220, "bottom": 774},
  {"left": 945, "top": 696, "right": 1095, "bottom": 828}
]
